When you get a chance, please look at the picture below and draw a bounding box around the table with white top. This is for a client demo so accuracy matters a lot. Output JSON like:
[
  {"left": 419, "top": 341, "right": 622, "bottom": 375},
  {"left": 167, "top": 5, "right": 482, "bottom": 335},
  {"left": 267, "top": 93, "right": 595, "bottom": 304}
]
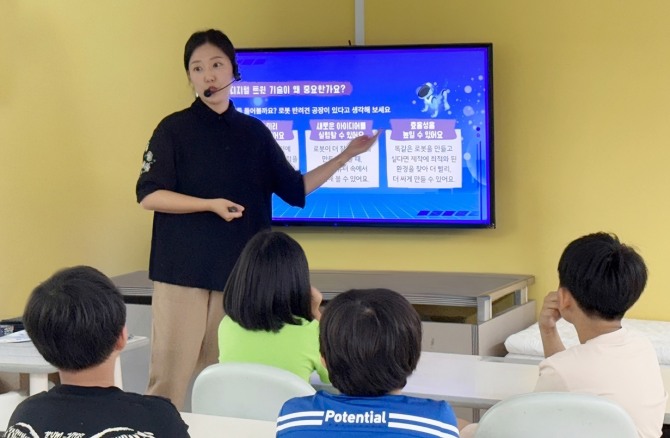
[
  {"left": 0, "top": 334, "right": 149, "bottom": 395},
  {"left": 113, "top": 270, "right": 537, "bottom": 357},
  {"left": 401, "top": 352, "right": 670, "bottom": 423},
  {"left": 181, "top": 412, "right": 275, "bottom": 438},
  {"left": 403, "top": 352, "right": 539, "bottom": 408}
]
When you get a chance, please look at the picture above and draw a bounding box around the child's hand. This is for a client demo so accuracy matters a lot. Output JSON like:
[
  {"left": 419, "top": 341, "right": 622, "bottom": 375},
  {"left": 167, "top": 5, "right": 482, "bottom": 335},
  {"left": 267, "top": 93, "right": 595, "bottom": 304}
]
[
  {"left": 538, "top": 291, "right": 561, "bottom": 332},
  {"left": 310, "top": 286, "right": 323, "bottom": 321}
]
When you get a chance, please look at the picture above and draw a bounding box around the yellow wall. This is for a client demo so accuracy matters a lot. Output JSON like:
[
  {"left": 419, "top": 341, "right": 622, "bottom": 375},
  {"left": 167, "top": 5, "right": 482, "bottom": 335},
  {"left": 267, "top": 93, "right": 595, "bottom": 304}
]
[
  {"left": 1, "top": 0, "right": 669, "bottom": 321},
  {"left": 0, "top": 0, "right": 354, "bottom": 317}
]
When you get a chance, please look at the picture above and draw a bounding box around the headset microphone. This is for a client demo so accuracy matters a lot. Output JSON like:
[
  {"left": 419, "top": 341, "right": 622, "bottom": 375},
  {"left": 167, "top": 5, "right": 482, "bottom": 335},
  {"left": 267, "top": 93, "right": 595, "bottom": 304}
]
[{"left": 203, "top": 73, "right": 242, "bottom": 98}]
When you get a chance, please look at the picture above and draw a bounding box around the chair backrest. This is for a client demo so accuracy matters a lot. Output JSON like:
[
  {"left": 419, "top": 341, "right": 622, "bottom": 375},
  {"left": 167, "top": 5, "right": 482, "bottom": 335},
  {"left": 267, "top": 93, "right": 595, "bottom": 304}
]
[
  {"left": 191, "top": 362, "right": 316, "bottom": 421},
  {"left": 0, "top": 390, "right": 28, "bottom": 431},
  {"left": 474, "top": 392, "right": 638, "bottom": 438}
]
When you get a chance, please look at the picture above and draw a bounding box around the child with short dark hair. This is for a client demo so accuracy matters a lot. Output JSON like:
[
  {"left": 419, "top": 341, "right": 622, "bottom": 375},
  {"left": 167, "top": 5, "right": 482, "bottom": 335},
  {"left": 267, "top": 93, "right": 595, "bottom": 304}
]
[
  {"left": 5, "top": 266, "right": 189, "bottom": 436},
  {"left": 534, "top": 232, "right": 667, "bottom": 438},
  {"left": 277, "top": 288, "right": 461, "bottom": 437},
  {"left": 218, "top": 230, "right": 328, "bottom": 383}
]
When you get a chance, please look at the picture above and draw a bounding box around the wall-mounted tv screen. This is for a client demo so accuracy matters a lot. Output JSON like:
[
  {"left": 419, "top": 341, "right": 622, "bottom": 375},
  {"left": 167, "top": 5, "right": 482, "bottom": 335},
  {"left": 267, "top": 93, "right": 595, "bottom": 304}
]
[{"left": 233, "top": 44, "right": 494, "bottom": 228}]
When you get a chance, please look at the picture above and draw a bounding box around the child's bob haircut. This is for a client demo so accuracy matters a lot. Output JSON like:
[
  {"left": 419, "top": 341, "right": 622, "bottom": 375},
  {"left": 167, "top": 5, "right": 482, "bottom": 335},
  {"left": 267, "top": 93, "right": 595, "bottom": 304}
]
[{"left": 223, "top": 230, "right": 313, "bottom": 332}]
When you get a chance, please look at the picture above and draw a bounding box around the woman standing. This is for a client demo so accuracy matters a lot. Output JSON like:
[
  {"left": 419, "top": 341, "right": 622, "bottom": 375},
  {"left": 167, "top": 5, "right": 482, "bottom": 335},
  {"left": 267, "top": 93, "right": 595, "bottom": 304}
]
[{"left": 136, "top": 29, "right": 379, "bottom": 409}]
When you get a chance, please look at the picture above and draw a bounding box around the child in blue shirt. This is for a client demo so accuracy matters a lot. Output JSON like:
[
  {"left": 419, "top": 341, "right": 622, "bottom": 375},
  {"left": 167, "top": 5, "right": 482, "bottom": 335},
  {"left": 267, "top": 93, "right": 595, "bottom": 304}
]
[{"left": 277, "top": 288, "right": 463, "bottom": 437}]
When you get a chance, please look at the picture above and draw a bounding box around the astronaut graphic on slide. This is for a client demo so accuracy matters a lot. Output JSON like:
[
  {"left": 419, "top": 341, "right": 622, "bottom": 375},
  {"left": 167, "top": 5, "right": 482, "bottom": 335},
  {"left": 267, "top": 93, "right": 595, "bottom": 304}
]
[{"left": 416, "top": 82, "right": 450, "bottom": 118}]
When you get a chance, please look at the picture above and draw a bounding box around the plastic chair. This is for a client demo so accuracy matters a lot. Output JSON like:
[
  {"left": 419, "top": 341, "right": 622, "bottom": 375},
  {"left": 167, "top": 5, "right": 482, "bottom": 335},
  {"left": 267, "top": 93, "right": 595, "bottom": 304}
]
[
  {"left": 0, "top": 390, "right": 28, "bottom": 431},
  {"left": 191, "top": 362, "right": 316, "bottom": 421},
  {"left": 474, "top": 392, "right": 638, "bottom": 438}
]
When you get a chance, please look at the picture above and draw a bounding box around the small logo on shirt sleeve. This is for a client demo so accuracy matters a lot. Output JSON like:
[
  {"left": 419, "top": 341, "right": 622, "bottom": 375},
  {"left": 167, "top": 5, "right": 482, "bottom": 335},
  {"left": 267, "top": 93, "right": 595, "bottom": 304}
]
[{"left": 141, "top": 142, "right": 156, "bottom": 174}]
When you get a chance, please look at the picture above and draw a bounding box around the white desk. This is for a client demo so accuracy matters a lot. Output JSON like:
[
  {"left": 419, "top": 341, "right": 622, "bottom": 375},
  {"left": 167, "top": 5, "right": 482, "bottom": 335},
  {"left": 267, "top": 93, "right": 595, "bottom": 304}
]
[
  {"left": 0, "top": 335, "right": 149, "bottom": 395},
  {"left": 402, "top": 352, "right": 670, "bottom": 424},
  {"left": 181, "top": 412, "right": 275, "bottom": 437},
  {"left": 112, "top": 270, "right": 537, "bottom": 357}
]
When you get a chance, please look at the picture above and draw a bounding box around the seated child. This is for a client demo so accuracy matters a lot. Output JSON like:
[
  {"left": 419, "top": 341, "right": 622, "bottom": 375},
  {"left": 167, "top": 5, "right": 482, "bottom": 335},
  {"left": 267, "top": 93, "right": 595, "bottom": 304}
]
[
  {"left": 535, "top": 232, "right": 667, "bottom": 438},
  {"left": 5, "top": 266, "right": 189, "bottom": 436},
  {"left": 276, "top": 288, "right": 462, "bottom": 437},
  {"left": 218, "top": 230, "right": 329, "bottom": 383}
]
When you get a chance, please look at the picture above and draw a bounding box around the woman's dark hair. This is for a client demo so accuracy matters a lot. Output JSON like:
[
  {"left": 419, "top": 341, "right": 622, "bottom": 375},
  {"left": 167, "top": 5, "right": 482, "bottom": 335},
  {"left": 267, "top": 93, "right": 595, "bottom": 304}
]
[
  {"left": 558, "top": 232, "right": 647, "bottom": 320},
  {"left": 23, "top": 266, "right": 126, "bottom": 371},
  {"left": 223, "top": 231, "right": 312, "bottom": 332},
  {"left": 183, "top": 29, "right": 240, "bottom": 80},
  {"left": 320, "top": 288, "right": 422, "bottom": 396}
]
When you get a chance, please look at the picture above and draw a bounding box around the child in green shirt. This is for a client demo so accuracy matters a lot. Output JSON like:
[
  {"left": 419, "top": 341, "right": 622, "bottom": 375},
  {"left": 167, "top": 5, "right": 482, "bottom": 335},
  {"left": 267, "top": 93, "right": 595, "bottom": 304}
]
[{"left": 218, "top": 231, "right": 329, "bottom": 383}]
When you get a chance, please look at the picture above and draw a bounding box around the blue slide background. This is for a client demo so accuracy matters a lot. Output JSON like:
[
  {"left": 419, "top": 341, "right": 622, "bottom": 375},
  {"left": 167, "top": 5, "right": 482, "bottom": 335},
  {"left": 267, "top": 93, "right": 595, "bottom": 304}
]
[{"left": 234, "top": 46, "right": 493, "bottom": 227}]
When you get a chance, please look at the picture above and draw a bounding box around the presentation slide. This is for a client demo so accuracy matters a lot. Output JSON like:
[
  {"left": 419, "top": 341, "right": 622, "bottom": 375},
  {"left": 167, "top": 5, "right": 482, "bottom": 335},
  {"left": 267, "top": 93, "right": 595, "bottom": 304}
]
[{"left": 232, "top": 45, "right": 493, "bottom": 227}]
